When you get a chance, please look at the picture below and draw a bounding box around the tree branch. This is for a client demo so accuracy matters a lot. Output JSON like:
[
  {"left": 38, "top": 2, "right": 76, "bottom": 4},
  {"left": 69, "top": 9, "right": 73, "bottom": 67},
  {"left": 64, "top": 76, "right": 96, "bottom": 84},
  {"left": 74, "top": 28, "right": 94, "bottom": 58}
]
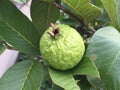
[{"left": 53, "top": 2, "right": 85, "bottom": 26}]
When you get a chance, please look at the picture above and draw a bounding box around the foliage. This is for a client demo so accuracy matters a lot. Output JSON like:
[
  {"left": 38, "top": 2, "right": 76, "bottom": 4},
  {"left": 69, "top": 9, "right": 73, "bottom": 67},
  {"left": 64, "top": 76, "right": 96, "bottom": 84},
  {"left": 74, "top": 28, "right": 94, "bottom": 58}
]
[
  {"left": 0, "top": 38, "right": 6, "bottom": 54},
  {"left": 86, "top": 26, "right": 120, "bottom": 90},
  {"left": 0, "top": 0, "right": 120, "bottom": 90}
]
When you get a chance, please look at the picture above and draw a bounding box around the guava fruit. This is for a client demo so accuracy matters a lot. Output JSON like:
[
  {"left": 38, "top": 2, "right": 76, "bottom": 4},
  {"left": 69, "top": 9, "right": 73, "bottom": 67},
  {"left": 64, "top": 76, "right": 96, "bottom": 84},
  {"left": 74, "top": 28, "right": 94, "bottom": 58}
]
[{"left": 40, "top": 23, "right": 85, "bottom": 70}]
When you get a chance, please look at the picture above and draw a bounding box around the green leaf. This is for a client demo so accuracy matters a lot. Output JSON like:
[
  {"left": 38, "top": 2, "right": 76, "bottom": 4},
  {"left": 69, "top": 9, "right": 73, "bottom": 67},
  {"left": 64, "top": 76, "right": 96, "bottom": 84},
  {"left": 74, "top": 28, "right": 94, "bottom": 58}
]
[
  {"left": 87, "top": 76, "right": 104, "bottom": 90},
  {"left": 0, "top": 60, "right": 44, "bottom": 90},
  {"left": 31, "top": 0, "right": 60, "bottom": 36},
  {"left": 63, "top": 0, "right": 101, "bottom": 24},
  {"left": 100, "top": 0, "right": 120, "bottom": 30},
  {"left": 52, "top": 83, "right": 63, "bottom": 90},
  {"left": 90, "top": 0, "right": 102, "bottom": 6},
  {"left": 86, "top": 26, "right": 120, "bottom": 90},
  {"left": 72, "top": 57, "right": 100, "bottom": 78},
  {"left": 49, "top": 68, "right": 80, "bottom": 90},
  {"left": 97, "top": 9, "right": 110, "bottom": 23},
  {"left": 0, "top": 46, "right": 5, "bottom": 54},
  {"left": 0, "top": 0, "right": 40, "bottom": 56},
  {"left": 90, "top": 0, "right": 110, "bottom": 23},
  {"left": 60, "top": 19, "right": 79, "bottom": 27},
  {"left": 10, "top": 0, "right": 29, "bottom": 4},
  {"left": 77, "top": 76, "right": 92, "bottom": 90},
  {"left": 0, "top": 39, "right": 5, "bottom": 54}
]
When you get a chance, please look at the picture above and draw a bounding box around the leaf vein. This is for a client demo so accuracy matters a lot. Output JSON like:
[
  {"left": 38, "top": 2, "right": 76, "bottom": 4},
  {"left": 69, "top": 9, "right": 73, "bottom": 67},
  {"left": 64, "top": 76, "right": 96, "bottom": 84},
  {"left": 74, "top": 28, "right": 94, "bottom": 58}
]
[
  {"left": 21, "top": 61, "right": 35, "bottom": 90},
  {"left": 107, "top": 50, "right": 120, "bottom": 73},
  {"left": 0, "top": 17, "right": 37, "bottom": 49}
]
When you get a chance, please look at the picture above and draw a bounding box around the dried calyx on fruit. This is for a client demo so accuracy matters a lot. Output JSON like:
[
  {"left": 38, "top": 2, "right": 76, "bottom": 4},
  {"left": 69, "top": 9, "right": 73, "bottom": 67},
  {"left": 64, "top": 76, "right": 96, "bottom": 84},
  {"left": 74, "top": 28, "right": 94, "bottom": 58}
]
[
  {"left": 40, "top": 23, "right": 85, "bottom": 70},
  {"left": 47, "top": 23, "right": 60, "bottom": 38}
]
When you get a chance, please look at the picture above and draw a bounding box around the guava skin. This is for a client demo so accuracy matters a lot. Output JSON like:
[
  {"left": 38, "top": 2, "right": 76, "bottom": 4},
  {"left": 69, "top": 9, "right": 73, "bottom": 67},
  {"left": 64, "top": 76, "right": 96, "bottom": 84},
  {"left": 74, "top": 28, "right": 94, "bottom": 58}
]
[{"left": 40, "top": 24, "right": 85, "bottom": 70}]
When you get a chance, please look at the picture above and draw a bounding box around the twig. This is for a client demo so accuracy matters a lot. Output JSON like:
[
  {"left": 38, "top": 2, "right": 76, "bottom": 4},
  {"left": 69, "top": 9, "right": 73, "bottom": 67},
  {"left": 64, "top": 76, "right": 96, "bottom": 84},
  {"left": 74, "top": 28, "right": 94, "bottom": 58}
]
[
  {"left": 89, "top": 26, "right": 96, "bottom": 33},
  {"left": 53, "top": 2, "right": 85, "bottom": 26}
]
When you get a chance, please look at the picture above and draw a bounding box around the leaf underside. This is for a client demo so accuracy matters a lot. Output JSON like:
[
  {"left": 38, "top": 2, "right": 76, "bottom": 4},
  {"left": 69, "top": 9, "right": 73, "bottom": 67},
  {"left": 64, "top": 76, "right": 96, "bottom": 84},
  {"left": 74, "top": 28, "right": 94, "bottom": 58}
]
[
  {"left": 86, "top": 26, "right": 120, "bottom": 90},
  {"left": 63, "top": 0, "right": 101, "bottom": 24},
  {"left": 100, "top": 0, "right": 120, "bottom": 30}
]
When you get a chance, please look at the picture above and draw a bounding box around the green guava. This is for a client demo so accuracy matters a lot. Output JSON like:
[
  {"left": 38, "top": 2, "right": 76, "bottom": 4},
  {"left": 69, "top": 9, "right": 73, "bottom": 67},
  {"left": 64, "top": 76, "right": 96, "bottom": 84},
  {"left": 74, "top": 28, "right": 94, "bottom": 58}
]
[{"left": 40, "top": 23, "right": 85, "bottom": 70}]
